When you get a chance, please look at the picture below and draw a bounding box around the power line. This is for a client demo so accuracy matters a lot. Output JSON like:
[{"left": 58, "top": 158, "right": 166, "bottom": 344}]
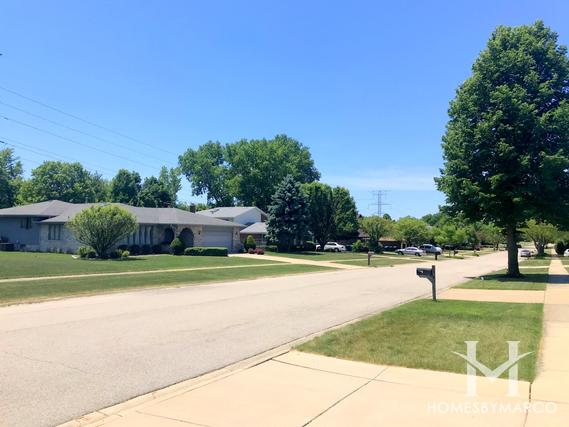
[
  {"left": 0, "top": 99, "right": 176, "bottom": 166},
  {"left": 2, "top": 114, "right": 160, "bottom": 171},
  {"left": 0, "top": 84, "right": 179, "bottom": 157},
  {"left": 0, "top": 136, "right": 117, "bottom": 175},
  {"left": 369, "top": 190, "right": 390, "bottom": 216}
]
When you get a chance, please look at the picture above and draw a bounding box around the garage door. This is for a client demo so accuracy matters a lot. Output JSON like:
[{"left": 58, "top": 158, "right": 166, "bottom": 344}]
[{"left": 202, "top": 226, "right": 233, "bottom": 250}]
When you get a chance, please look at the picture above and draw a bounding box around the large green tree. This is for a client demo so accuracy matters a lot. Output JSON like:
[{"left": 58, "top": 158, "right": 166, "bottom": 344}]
[
  {"left": 332, "top": 186, "right": 359, "bottom": 239},
  {"left": 437, "top": 22, "right": 569, "bottom": 276},
  {"left": 110, "top": 169, "right": 141, "bottom": 205},
  {"left": 68, "top": 205, "right": 137, "bottom": 257},
  {"left": 0, "top": 148, "right": 23, "bottom": 208},
  {"left": 521, "top": 219, "right": 559, "bottom": 256},
  {"left": 179, "top": 135, "right": 319, "bottom": 211},
  {"left": 159, "top": 166, "right": 182, "bottom": 205},
  {"left": 394, "top": 216, "right": 431, "bottom": 246},
  {"left": 267, "top": 176, "right": 309, "bottom": 252},
  {"left": 302, "top": 182, "right": 335, "bottom": 248},
  {"left": 178, "top": 141, "right": 235, "bottom": 206},
  {"left": 138, "top": 176, "right": 173, "bottom": 207},
  {"left": 360, "top": 216, "right": 393, "bottom": 250},
  {"left": 19, "top": 161, "right": 107, "bottom": 203}
]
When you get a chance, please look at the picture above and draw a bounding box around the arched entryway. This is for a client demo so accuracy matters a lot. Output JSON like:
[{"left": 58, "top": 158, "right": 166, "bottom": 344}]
[
  {"left": 179, "top": 228, "right": 194, "bottom": 248},
  {"left": 163, "top": 228, "right": 175, "bottom": 245}
]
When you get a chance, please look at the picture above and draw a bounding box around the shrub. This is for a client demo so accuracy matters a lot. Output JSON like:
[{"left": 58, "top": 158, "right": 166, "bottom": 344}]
[
  {"left": 303, "top": 241, "right": 317, "bottom": 251},
  {"left": 248, "top": 248, "right": 255, "bottom": 254},
  {"left": 555, "top": 241, "right": 566, "bottom": 255},
  {"left": 109, "top": 249, "right": 122, "bottom": 259},
  {"left": 170, "top": 238, "right": 185, "bottom": 255},
  {"left": 352, "top": 240, "right": 363, "bottom": 252},
  {"left": 265, "top": 245, "right": 278, "bottom": 252},
  {"left": 254, "top": 248, "right": 265, "bottom": 255},
  {"left": 121, "top": 250, "right": 130, "bottom": 259},
  {"left": 77, "top": 246, "right": 96, "bottom": 259},
  {"left": 244, "top": 235, "right": 257, "bottom": 251},
  {"left": 118, "top": 244, "right": 128, "bottom": 251},
  {"left": 184, "top": 247, "right": 228, "bottom": 256},
  {"left": 152, "top": 244, "right": 163, "bottom": 254},
  {"left": 141, "top": 244, "right": 152, "bottom": 255},
  {"left": 129, "top": 244, "right": 141, "bottom": 255}
]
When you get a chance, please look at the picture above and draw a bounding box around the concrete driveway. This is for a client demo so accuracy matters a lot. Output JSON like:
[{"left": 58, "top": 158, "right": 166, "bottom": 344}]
[{"left": 0, "top": 251, "right": 507, "bottom": 427}]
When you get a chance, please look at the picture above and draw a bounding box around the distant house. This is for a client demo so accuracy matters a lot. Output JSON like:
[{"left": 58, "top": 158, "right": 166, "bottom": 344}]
[
  {"left": 197, "top": 207, "right": 269, "bottom": 245},
  {"left": 0, "top": 200, "right": 244, "bottom": 253}
]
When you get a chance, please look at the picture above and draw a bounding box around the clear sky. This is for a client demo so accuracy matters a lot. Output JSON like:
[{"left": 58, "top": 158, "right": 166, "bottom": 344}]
[{"left": 1, "top": 0, "right": 568, "bottom": 217}]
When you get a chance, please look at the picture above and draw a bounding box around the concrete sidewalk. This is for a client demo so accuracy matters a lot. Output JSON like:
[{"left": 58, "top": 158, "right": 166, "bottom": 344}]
[
  {"left": 527, "top": 259, "right": 569, "bottom": 426},
  {"left": 62, "top": 351, "right": 533, "bottom": 427}
]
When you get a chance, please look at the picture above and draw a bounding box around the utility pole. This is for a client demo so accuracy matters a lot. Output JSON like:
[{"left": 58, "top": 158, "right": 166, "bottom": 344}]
[{"left": 369, "top": 190, "right": 390, "bottom": 216}]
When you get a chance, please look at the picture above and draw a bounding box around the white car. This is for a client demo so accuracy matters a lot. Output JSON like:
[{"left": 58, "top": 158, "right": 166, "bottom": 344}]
[
  {"left": 323, "top": 242, "right": 346, "bottom": 252},
  {"left": 564, "top": 249, "right": 569, "bottom": 257},
  {"left": 519, "top": 248, "right": 532, "bottom": 258},
  {"left": 396, "top": 247, "right": 425, "bottom": 256}
]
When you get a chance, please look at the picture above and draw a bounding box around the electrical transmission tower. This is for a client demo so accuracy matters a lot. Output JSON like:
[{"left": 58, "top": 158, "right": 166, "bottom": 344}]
[{"left": 369, "top": 190, "right": 390, "bottom": 216}]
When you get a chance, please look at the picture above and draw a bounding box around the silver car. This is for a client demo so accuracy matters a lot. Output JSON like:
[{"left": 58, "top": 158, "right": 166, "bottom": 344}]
[{"left": 396, "top": 247, "right": 425, "bottom": 256}]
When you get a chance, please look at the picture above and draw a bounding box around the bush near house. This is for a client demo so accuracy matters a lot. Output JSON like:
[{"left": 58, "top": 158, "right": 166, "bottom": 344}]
[
  {"left": 244, "top": 235, "right": 256, "bottom": 251},
  {"left": 170, "top": 238, "right": 185, "bottom": 255},
  {"left": 129, "top": 244, "right": 141, "bottom": 255},
  {"left": 152, "top": 244, "right": 163, "bottom": 254},
  {"left": 184, "top": 247, "right": 228, "bottom": 256},
  {"left": 77, "top": 246, "right": 96, "bottom": 259}
]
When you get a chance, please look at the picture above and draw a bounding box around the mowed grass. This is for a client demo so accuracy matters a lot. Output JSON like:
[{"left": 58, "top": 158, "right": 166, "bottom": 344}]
[
  {"left": 297, "top": 300, "right": 543, "bottom": 381},
  {"left": 0, "top": 264, "right": 333, "bottom": 305},
  {"left": 456, "top": 268, "right": 549, "bottom": 290},
  {"left": 0, "top": 252, "right": 280, "bottom": 279},
  {"left": 265, "top": 251, "right": 367, "bottom": 261}
]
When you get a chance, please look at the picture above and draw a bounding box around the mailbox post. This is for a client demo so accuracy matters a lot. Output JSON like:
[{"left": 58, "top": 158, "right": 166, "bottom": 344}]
[
  {"left": 416, "top": 265, "right": 437, "bottom": 301},
  {"left": 367, "top": 251, "right": 374, "bottom": 266}
]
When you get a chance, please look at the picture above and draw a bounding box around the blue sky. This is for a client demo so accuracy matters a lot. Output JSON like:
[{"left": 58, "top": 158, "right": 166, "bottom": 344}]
[{"left": 1, "top": 0, "right": 568, "bottom": 217}]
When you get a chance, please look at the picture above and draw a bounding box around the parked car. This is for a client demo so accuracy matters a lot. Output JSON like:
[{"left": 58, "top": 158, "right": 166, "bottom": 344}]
[
  {"left": 419, "top": 244, "right": 443, "bottom": 255},
  {"left": 383, "top": 245, "right": 398, "bottom": 252},
  {"left": 396, "top": 247, "right": 425, "bottom": 256},
  {"left": 323, "top": 242, "right": 346, "bottom": 252},
  {"left": 565, "top": 249, "right": 569, "bottom": 257},
  {"left": 519, "top": 248, "right": 532, "bottom": 258}
]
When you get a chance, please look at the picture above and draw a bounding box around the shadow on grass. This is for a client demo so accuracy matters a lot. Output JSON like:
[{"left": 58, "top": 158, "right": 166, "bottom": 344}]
[{"left": 476, "top": 273, "right": 550, "bottom": 283}]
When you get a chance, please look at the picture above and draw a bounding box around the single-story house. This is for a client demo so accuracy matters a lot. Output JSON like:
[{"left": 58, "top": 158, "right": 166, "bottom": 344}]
[
  {"left": 0, "top": 200, "right": 244, "bottom": 253},
  {"left": 197, "top": 206, "right": 268, "bottom": 245}
]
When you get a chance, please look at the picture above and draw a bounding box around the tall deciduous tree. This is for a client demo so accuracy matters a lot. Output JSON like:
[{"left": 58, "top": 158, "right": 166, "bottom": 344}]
[
  {"left": 437, "top": 22, "right": 569, "bottom": 276},
  {"left": 178, "top": 141, "right": 234, "bottom": 206},
  {"left": 68, "top": 205, "right": 137, "bottom": 257},
  {"left": 267, "top": 176, "right": 309, "bottom": 252},
  {"left": 360, "top": 216, "right": 392, "bottom": 250},
  {"left": 332, "top": 187, "right": 359, "bottom": 239},
  {"left": 138, "top": 176, "right": 173, "bottom": 207},
  {"left": 110, "top": 169, "right": 141, "bottom": 205},
  {"left": 434, "top": 223, "right": 468, "bottom": 256},
  {"left": 159, "top": 166, "right": 182, "bottom": 205},
  {"left": 394, "top": 217, "right": 430, "bottom": 246},
  {"left": 302, "top": 182, "right": 335, "bottom": 248},
  {"left": 0, "top": 148, "right": 23, "bottom": 208},
  {"left": 18, "top": 161, "right": 107, "bottom": 203},
  {"left": 521, "top": 220, "right": 559, "bottom": 256}
]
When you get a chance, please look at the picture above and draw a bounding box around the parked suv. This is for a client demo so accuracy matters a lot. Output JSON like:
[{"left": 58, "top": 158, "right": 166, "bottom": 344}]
[
  {"left": 323, "top": 242, "right": 346, "bottom": 252},
  {"left": 419, "top": 244, "right": 443, "bottom": 255}
]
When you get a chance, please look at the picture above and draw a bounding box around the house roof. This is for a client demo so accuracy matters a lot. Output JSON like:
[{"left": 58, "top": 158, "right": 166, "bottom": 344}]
[
  {"left": 0, "top": 201, "right": 244, "bottom": 228},
  {"left": 239, "top": 222, "right": 267, "bottom": 235},
  {"left": 197, "top": 206, "right": 267, "bottom": 219}
]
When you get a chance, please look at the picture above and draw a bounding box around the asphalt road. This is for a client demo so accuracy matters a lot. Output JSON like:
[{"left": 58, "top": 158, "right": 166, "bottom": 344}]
[{"left": 0, "top": 252, "right": 507, "bottom": 427}]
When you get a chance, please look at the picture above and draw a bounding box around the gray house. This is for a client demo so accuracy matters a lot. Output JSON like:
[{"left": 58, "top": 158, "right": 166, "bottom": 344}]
[
  {"left": 0, "top": 200, "right": 244, "bottom": 253},
  {"left": 197, "top": 206, "right": 268, "bottom": 245}
]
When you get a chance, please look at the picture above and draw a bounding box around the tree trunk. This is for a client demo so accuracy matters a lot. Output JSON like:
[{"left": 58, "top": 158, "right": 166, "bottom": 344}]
[
  {"left": 536, "top": 243, "right": 545, "bottom": 257},
  {"left": 506, "top": 225, "right": 521, "bottom": 277}
]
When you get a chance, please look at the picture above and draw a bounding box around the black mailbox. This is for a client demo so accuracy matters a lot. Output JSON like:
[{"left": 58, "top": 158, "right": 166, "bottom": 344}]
[
  {"left": 416, "top": 264, "right": 437, "bottom": 301},
  {"left": 416, "top": 267, "right": 434, "bottom": 278}
]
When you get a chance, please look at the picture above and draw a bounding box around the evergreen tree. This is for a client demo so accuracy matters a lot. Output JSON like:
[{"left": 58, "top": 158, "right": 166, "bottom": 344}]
[{"left": 267, "top": 176, "right": 309, "bottom": 252}]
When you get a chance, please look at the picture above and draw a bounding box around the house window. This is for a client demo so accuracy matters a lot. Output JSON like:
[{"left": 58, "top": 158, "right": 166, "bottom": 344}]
[
  {"left": 48, "top": 224, "right": 62, "bottom": 240},
  {"left": 20, "top": 218, "right": 32, "bottom": 229}
]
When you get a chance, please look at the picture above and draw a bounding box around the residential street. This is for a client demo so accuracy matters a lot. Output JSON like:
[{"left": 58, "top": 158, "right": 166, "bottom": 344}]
[{"left": 0, "top": 252, "right": 507, "bottom": 427}]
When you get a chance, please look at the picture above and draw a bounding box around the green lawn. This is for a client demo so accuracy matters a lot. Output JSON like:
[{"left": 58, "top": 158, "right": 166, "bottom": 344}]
[
  {"left": 456, "top": 268, "right": 549, "bottom": 290},
  {"left": 0, "top": 252, "right": 281, "bottom": 279},
  {"left": 297, "top": 299, "right": 543, "bottom": 381},
  {"left": 265, "top": 251, "right": 367, "bottom": 261},
  {"left": 0, "top": 263, "right": 333, "bottom": 305}
]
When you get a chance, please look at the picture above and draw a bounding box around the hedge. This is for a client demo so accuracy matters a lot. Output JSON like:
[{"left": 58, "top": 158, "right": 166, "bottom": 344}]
[{"left": 184, "top": 247, "right": 228, "bottom": 256}]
